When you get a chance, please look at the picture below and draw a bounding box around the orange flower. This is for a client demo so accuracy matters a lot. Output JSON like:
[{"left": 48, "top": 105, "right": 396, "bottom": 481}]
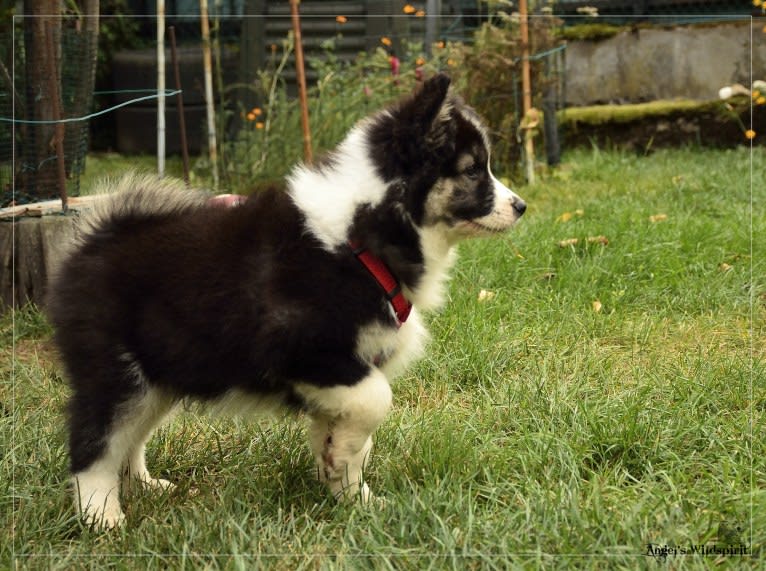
[
  {"left": 251, "top": 107, "right": 262, "bottom": 117},
  {"left": 380, "top": 36, "right": 392, "bottom": 47},
  {"left": 415, "top": 10, "right": 426, "bottom": 17},
  {"left": 745, "top": 129, "right": 756, "bottom": 140},
  {"left": 415, "top": 56, "right": 426, "bottom": 66},
  {"left": 435, "top": 41, "right": 445, "bottom": 49},
  {"left": 255, "top": 122, "right": 265, "bottom": 130},
  {"left": 335, "top": 15, "right": 347, "bottom": 24},
  {"left": 403, "top": 4, "right": 416, "bottom": 14},
  {"left": 246, "top": 112, "right": 256, "bottom": 121}
]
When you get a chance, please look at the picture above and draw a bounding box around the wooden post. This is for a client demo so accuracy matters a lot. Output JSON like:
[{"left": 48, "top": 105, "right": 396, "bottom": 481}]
[
  {"left": 289, "top": 0, "right": 313, "bottom": 164},
  {"left": 200, "top": 0, "right": 219, "bottom": 189},
  {"left": 157, "top": 0, "right": 166, "bottom": 177},
  {"left": 518, "top": 0, "right": 535, "bottom": 184},
  {"left": 169, "top": 26, "right": 191, "bottom": 186},
  {"left": 44, "top": 21, "right": 68, "bottom": 211}
]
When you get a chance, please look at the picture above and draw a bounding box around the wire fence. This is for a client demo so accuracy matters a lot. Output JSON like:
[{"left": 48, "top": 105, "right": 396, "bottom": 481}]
[{"left": 1, "top": 24, "right": 97, "bottom": 207}]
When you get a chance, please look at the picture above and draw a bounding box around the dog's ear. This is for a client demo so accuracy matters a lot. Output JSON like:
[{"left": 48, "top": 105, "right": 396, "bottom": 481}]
[
  {"left": 399, "top": 73, "right": 452, "bottom": 137},
  {"left": 414, "top": 73, "right": 452, "bottom": 127},
  {"left": 390, "top": 73, "right": 455, "bottom": 161},
  {"left": 367, "top": 73, "right": 454, "bottom": 181}
]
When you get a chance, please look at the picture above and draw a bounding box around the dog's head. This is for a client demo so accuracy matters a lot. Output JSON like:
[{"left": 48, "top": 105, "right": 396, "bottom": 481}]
[{"left": 365, "top": 73, "right": 526, "bottom": 242}]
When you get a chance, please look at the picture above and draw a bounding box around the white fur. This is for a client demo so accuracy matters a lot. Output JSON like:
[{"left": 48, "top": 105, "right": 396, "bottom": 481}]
[
  {"left": 74, "top": 384, "right": 176, "bottom": 529},
  {"left": 287, "top": 123, "right": 392, "bottom": 251},
  {"left": 297, "top": 371, "right": 393, "bottom": 500},
  {"left": 409, "top": 226, "right": 459, "bottom": 310},
  {"left": 355, "top": 309, "right": 429, "bottom": 379}
]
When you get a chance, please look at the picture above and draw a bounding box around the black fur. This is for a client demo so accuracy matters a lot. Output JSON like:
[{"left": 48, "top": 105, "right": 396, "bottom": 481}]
[
  {"left": 46, "top": 74, "right": 524, "bottom": 511},
  {"left": 49, "top": 186, "right": 402, "bottom": 472}
]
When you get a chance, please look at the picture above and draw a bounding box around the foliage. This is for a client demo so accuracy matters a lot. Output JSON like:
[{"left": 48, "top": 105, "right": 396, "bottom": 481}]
[
  {"left": 212, "top": 15, "right": 563, "bottom": 190},
  {"left": 214, "top": 35, "right": 459, "bottom": 191},
  {"left": 448, "top": 10, "right": 563, "bottom": 177}
]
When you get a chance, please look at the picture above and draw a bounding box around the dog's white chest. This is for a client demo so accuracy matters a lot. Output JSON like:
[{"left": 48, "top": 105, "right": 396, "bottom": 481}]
[{"left": 355, "top": 310, "right": 428, "bottom": 379}]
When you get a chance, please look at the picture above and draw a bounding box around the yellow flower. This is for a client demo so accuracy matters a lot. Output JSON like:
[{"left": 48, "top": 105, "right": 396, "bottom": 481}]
[
  {"left": 753, "top": 90, "right": 761, "bottom": 99},
  {"left": 447, "top": 58, "right": 456, "bottom": 67},
  {"left": 745, "top": 129, "right": 756, "bottom": 140},
  {"left": 403, "top": 4, "right": 416, "bottom": 14},
  {"left": 415, "top": 56, "right": 426, "bottom": 66},
  {"left": 754, "top": 0, "right": 762, "bottom": 6},
  {"left": 246, "top": 112, "right": 255, "bottom": 121},
  {"left": 380, "top": 36, "right": 392, "bottom": 47},
  {"left": 757, "top": 96, "right": 766, "bottom": 105},
  {"left": 335, "top": 15, "right": 347, "bottom": 24},
  {"left": 416, "top": 10, "right": 426, "bottom": 17},
  {"left": 255, "top": 122, "right": 265, "bottom": 130}
]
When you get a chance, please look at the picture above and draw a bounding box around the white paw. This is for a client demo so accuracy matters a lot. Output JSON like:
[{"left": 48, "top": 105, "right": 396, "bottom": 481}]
[
  {"left": 332, "top": 482, "right": 384, "bottom": 506},
  {"left": 141, "top": 477, "right": 177, "bottom": 492},
  {"left": 81, "top": 502, "right": 126, "bottom": 530},
  {"left": 124, "top": 474, "right": 177, "bottom": 494}
]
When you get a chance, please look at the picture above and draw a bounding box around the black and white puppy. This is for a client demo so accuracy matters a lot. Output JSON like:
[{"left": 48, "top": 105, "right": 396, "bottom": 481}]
[{"left": 47, "top": 74, "right": 526, "bottom": 529}]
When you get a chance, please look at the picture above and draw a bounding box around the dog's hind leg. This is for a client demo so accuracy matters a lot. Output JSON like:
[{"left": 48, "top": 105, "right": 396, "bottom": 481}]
[
  {"left": 68, "top": 351, "right": 175, "bottom": 529},
  {"left": 301, "top": 370, "right": 392, "bottom": 502},
  {"left": 120, "top": 387, "right": 178, "bottom": 495}
]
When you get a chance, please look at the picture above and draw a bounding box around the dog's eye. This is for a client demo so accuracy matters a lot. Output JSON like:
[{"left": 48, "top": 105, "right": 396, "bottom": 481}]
[{"left": 463, "top": 163, "right": 481, "bottom": 178}]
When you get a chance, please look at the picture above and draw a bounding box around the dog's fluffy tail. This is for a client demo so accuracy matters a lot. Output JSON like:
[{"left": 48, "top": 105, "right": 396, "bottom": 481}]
[{"left": 78, "top": 172, "right": 209, "bottom": 237}]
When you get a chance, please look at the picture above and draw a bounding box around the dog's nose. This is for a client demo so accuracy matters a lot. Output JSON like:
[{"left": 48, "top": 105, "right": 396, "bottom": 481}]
[{"left": 513, "top": 198, "right": 527, "bottom": 216}]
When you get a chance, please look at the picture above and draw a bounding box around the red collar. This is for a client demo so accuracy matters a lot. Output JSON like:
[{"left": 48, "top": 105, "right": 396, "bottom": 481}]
[{"left": 349, "top": 241, "right": 412, "bottom": 326}]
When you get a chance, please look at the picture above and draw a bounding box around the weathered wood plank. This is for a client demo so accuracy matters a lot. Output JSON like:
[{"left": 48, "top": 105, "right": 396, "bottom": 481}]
[
  {"left": 0, "top": 199, "right": 97, "bottom": 311},
  {"left": 0, "top": 222, "right": 13, "bottom": 308},
  {"left": 15, "top": 218, "right": 44, "bottom": 308}
]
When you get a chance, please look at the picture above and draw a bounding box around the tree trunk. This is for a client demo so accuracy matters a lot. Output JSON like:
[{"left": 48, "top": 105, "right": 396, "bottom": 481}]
[{"left": 23, "top": 0, "right": 62, "bottom": 201}]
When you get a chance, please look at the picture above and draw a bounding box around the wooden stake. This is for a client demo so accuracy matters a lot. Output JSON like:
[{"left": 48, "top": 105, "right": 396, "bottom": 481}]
[
  {"left": 157, "top": 0, "right": 166, "bottom": 177},
  {"left": 289, "top": 0, "right": 313, "bottom": 163},
  {"left": 169, "top": 26, "right": 191, "bottom": 186},
  {"left": 44, "top": 21, "right": 68, "bottom": 211},
  {"left": 518, "top": 0, "right": 535, "bottom": 185},
  {"left": 200, "top": 0, "right": 219, "bottom": 189}
]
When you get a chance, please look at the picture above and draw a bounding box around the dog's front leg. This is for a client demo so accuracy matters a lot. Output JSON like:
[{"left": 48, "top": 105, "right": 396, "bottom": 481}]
[{"left": 301, "top": 369, "right": 392, "bottom": 502}]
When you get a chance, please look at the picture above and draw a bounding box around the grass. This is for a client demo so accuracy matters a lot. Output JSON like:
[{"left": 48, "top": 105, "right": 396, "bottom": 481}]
[{"left": 2, "top": 146, "right": 764, "bottom": 569}]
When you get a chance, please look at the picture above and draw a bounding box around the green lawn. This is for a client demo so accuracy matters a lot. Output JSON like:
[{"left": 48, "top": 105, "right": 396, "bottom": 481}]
[{"left": 2, "top": 146, "right": 764, "bottom": 569}]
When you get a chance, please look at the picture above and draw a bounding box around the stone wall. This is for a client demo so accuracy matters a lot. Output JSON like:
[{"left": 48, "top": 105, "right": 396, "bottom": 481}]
[{"left": 565, "top": 22, "right": 765, "bottom": 106}]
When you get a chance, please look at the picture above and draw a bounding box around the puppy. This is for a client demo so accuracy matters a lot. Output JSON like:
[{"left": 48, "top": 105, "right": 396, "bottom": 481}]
[{"left": 47, "top": 74, "right": 526, "bottom": 528}]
